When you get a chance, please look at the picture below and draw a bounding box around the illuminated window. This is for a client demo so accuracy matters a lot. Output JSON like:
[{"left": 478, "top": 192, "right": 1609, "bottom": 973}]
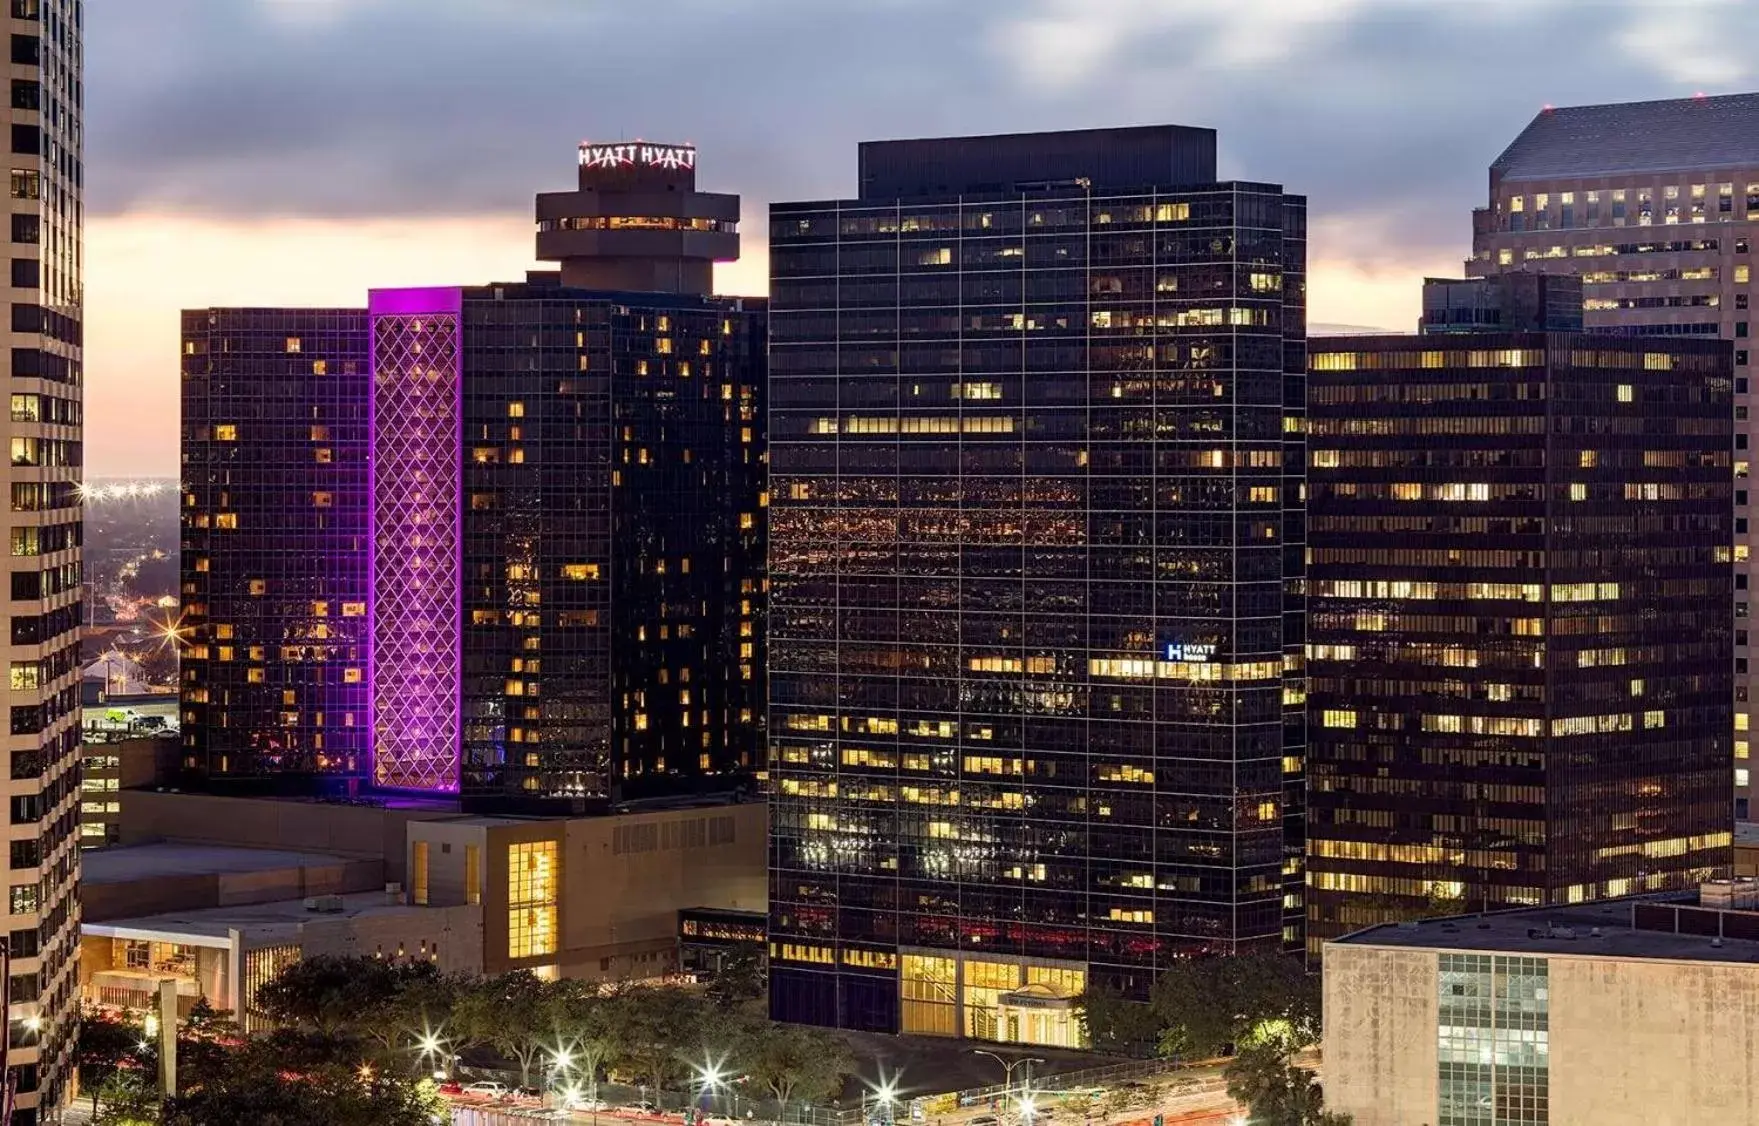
[
  {"left": 284, "top": 337, "right": 302, "bottom": 354},
  {"left": 508, "top": 840, "right": 559, "bottom": 959},
  {"left": 466, "top": 844, "right": 481, "bottom": 905},
  {"left": 213, "top": 424, "right": 238, "bottom": 442},
  {"left": 1322, "top": 709, "right": 1357, "bottom": 729},
  {"left": 312, "top": 359, "right": 327, "bottom": 375},
  {"left": 1617, "top": 384, "right": 1635, "bottom": 401},
  {"left": 411, "top": 840, "right": 429, "bottom": 906},
  {"left": 508, "top": 402, "right": 525, "bottom": 418}
]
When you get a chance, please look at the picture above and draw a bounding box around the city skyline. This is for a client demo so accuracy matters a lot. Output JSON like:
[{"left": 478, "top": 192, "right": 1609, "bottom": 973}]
[{"left": 84, "top": 0, "right": 1759, "bottom": 475}]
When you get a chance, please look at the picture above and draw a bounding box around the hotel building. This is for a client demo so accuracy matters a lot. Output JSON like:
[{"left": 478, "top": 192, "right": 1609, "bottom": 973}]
[{"left": 179, "top": 145, "right": 765, "bottom": 812}]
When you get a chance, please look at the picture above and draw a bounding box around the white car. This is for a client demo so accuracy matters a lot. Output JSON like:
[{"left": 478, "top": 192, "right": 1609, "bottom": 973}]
[{"left": 462, "top": 1080, "right": 511, "bottom": 1099}]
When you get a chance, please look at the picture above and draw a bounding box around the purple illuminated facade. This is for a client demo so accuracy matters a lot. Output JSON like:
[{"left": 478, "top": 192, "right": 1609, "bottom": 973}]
[
  {"left": 182, "top": 145, "right": 766, "bottom": 810},
  {"left": 369, "top": 287, "right": 463, "bottom": 792}
]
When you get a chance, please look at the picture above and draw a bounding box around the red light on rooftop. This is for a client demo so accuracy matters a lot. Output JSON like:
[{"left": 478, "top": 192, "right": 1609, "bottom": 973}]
[{"left": 1541, "top": 104, "right": 1553, "bottom": 113}]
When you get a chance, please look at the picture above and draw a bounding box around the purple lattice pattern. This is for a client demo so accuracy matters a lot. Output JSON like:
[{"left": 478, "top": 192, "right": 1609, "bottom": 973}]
[{"left": 371, "top": 312, "right": 461, "bottom": 792}]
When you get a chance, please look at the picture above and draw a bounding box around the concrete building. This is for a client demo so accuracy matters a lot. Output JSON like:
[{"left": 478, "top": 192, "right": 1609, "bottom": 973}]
[
  {"left": 1324, "top": 891, "right": 1759, "bottom": 1126},
  {"left": 1468, "top": 93, "right": 1759, "bottom": 816},
  {"left": 79, "top": 733, "right": 175, "bottom": 848},
  {"left": 407, "top": 800, "right": 766, "bottom": 982},
  {"left": 80, "top": 793, "right": 767, "bottom": 1020},
  {"left": 2, "top": 0, "right": 86, "bottom": 1116},
  {"left": 79, "top": 843, "right": 479, "bottom": 1030}
]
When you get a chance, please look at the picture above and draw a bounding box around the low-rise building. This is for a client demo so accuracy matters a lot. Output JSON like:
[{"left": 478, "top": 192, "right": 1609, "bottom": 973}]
[
  {"left": 1324, "top": 889, "right": 1759, "bottom": 1126},
  {"left": 80, "top": 794, "right": 769, "bottom": 1022},
  {"left": 407, "top": 800, "right": 767, "bottom": 983}
]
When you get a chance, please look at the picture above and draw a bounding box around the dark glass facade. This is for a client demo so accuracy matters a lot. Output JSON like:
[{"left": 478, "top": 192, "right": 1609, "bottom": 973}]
[
  {"left": 179, "top": 290, "right": 765, "bottom": 812},
  {"left": 179, "top": 309, "right": 371, "bottom": 788},
  {"left": 767, "top": 127, "right": 1307, "bottom": 1041},
  {"left": 450, "top": 282, "right": 766, "bottom": 809},
  {"left": 1306, "top": 333, "right": 1734, "bottom": 955}
]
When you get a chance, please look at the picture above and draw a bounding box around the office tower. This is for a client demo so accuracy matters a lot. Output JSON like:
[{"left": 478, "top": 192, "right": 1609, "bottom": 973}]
[
  {"left": 1306, "top": 332, "right": 1734, "bottom": 953},
  {"left": 179, "top": 145, "right": 765, "bottom": 812},
  {"left": 1421, "top": 274, "right": 1584, "bottom": 334},
  {"left": 1469, "top": 93, "right": 1759, "bottom": 814},
  {"left": 179, "top": 310, "right": 371, "bottom": 789},
  {"left": 766, "top": 126, "right": 1307, "bottom": 1041},
  {"left": 0, "top": 1, "right": 82, "bottom": 1120}
]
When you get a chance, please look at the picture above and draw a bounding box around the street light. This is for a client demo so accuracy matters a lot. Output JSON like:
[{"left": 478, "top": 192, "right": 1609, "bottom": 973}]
[
  {"left": 697, "top": 1058, "right": 729, "bottom": 1120},
  {"left": 868, "top": 1076, "right": 900, "bottom": 1126},
  {"left": 971, "top": 1052, "right": 1045, "bottom": 1126}
]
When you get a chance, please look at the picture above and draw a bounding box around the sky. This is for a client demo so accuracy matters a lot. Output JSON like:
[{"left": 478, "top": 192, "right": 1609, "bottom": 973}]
[{"left": 85, "top": 0, "right": 1759, "bottom": 477}]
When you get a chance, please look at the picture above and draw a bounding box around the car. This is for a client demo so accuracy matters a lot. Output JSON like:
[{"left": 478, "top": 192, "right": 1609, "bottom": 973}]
[
  {"left": 627, "top": 1100, "right": 664, "bottom": 1113},
  {"left": 462, "top": 1080, "right": 511, "bottom": 1099}
]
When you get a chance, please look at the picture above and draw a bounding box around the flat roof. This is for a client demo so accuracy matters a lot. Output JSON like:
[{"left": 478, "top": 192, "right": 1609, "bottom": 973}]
[
  {"left": 81, "top": 843, "right": 360, "bottom": 886},
  {"left": 1332, "top": 900, "right": 1759, "bottom": 965},
  {"left": 84, "top": 890, "right": 447, "bottom": 947}
]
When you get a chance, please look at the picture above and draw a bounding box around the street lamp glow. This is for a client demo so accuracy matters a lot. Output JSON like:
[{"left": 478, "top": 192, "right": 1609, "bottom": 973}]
[
  {"left": 553, "top": 1046, "right": 575, "bottom": 1070},
  {"left": 874, "top": 1078, "right": 898, "bottom": 1107},
  {"left": 698, "top": 1060, "right": 726, "bottom": 1088},
  {"left": 417, "top": 1031, "right": 443, "bottom": 1057}
]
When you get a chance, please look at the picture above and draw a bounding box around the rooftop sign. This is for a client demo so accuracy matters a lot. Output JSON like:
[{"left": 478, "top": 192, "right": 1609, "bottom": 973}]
[{"left": 578, "top": 142, "right": 697, "bottom": 172}]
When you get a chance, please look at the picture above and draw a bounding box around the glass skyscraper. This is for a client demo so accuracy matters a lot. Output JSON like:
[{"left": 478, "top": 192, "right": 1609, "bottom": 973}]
[
  {"left": 1, "top": 1, "right": 81, "bottom": 1119},
  {"left": 180, "top": 309, "right": 371, "bottom": 789},
  {"left": 180, "top": 146, "right": 766, "bottom": 813},
  {"left": 766, "top": 127, "right": 1307, "bottom": 1042},
  {"left": 1306, "top": 332, "right": 1734, "bottom": 953}
]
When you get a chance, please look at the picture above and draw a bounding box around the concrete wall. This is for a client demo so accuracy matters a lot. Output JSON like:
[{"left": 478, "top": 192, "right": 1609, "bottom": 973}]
[
  {"left": 298, "top": 903, "right": 484, "bottom": 977},
  {"left": 120, "top": 790, "right": 453, "bottom": 882},
  {"left": 1322, "top": 944, "right": 1439, "bottom": 1126},
  {"left": 83, "top": 856, "right": 383, "bottom": 922},
  {"left": 1549, "top": 956, "right": 1759, "bottom": 1124}
]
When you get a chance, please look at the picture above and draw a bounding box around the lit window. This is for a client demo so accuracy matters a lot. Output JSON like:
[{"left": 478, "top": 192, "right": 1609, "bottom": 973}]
[
  {"left": 213, "top": 424, "right": 238, "bottom": 442},
  {"left": 285, "top": 337, "right": 301, "bottom": 354},
  {"left": 508, "top": 840, "right": 559, "bottom": 959}
]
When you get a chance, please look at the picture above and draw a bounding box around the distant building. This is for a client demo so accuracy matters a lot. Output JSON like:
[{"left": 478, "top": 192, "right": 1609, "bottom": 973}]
[
  {"left": 767, "top": 125, "right": 1308, "bottom": 1041},
  {"left": 178, "top": 145, "right": 767, "bottom": 812},
  {"left": 1468, "top": 92, "right": 1759, "bottom": 815},
  {"left": 1421, "top": 273, "right": 1584, "bottom": 334},
  {"left": 1307, "top": 332, "right": 1734, "bottom": 953},
  {"left": 1324, "top": 888, "right": 1759, "bottom": 1126},
  {"left": 79, "top": 734, "right": 174, "bottom": 848}
]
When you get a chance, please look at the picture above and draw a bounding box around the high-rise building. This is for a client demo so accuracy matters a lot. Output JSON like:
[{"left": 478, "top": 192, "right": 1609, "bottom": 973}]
[
  {"left": 370, "top": 278, "right": 765, "bottom": 809},
  {"left": 179, "top": 146, "right": 765, "bottom": 813},
  {"left": 766, "top": 126, "right": 1307, "bottom": 1041},
  {"left": 179, "top": 310, "right": 370, "bottom": 790},
  {"left": 3, "top": 1, "right": 82, "bottom": 1119},
  {"left": 1468, "top": 92, "right": 1759, "bottom": 815},
  {"left": 1306, "top": 332, "right": 1734, "bottom": 953}
]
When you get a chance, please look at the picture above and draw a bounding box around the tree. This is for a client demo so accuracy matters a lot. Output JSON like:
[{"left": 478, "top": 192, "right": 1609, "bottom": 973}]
[
  {"left": 1224, "top": 1027, "right": 1350, "bottom": 1126},
  {"left": 705, "top": 942, "right": 767, "bottom": 1009},
  {"left": 609, "top": 986, "right": 712, "bottom": 1090},
  {"left": 1074, "top": 986, "right": 1161, "bottom": 1055},
  {"left": 76, "top": 1006, "right": 150, "bottom": 1116},
  {"left": 746, "top": 1023, "right": 852, "bottom": 1123},
  {"left": 160, "top": 1042, "right": 446, "bottom": 1126},
  {"left": 455, "top": 970, "right": 561, "bottom": 1089},
  {"left": 253, "top": 955, "right": 404, "bottom": 1038},
  {"left": 92, "top": 1071, "right": 159, "bottom": 1126},
  {"left": 1150, "top": 951, "right": 1319, "bottom": 1060},
  {"left": 551, "top": 983, "right": 624, "bottom": 1104}
]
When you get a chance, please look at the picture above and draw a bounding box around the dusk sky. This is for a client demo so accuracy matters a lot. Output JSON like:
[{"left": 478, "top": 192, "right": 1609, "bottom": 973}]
[{"left": 86, "top": 0, "right": 1758, "bottom": 477}]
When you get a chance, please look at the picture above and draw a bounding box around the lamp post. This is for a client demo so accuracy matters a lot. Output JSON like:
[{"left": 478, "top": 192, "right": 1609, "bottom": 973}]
[{"left": 971, "top": 1052, "right": 1045, "bottom": 1126}]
